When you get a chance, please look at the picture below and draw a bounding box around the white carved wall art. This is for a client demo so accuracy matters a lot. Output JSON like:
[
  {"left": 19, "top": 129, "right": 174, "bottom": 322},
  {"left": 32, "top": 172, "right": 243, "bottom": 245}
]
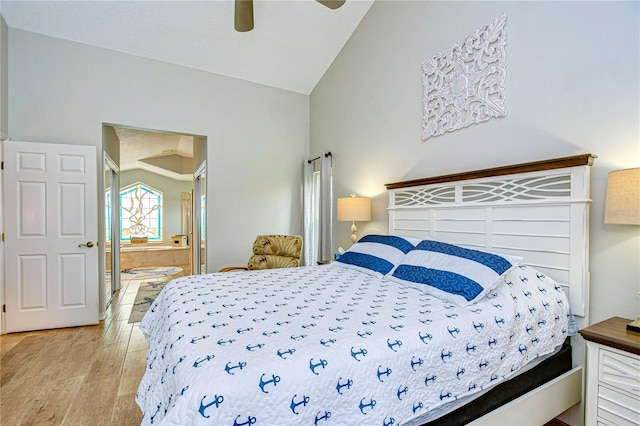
[{"left": 422, "top": 13, "right": 507, "bottom": 140}]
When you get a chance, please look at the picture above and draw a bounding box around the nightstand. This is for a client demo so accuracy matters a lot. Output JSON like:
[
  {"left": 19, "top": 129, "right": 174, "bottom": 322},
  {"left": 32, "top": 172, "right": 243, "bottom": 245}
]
[{"left": 579, "top": 317, "right": 640, "bottom": 425}]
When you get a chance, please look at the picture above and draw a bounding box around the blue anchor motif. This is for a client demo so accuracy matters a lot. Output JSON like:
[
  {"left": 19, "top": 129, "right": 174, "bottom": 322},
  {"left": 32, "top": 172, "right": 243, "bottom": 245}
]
[
  {"left": 276, "top": 348, "right": 296, "bottom": 359},
  {"left": 556, "top": 298, "right": 565, "bottom": 307},
  {"left": 543, "top": 301, "right": 551, "bottom": 310},
  {"left": 412, "top": 401, "right": 423, "bottom": 413},
  {"left": 309, "top": 358, "right": 328, "bottom": 375},
  {"left": 335, "top": 317, "right": 349, "bottom": 322},
  {"left": 390, "top": 324, "right": 404, "bottom": 331},
  {"left": 445, "top": 313, "right": 458, "bottom": 319},
  {"left": 167, "top": 308, "right": 180, "bottom": 317},
  {"left": 301, "top": 323, "right": 316, "bottom": 329},
  {"left": 350, "top": 347, "right": 368, "bottom": 362},
  {"left": 528, "top": 306, "right": 537, "bottom": 314},
  {"left": 357, "top": 331, "right": 372, "bottom": 339},
  {"left": 288, "top": 312, "right": 301, "bottom": 317},
  {"left": 211, "top": 323, "right": 228, "bottom": 329},
  {"left": 523, "top": 290, "right": 533, "bottom": 298},
  {"left": 236, "top": 327, "right": 253, "bottom": 334},
  {"left": 425, "top": 374, "right": 437, "bottom": 386},
  {"left": 314, "top": 411, "right": 331, "bottom": 425},
  {"left": 245, "top": 343, "right": 264, "bottom": 351},
  {"left": 370, "top": 304, "right": 381, "bottom": 309},
  {"left": 193, "top": 354, "right": 215, "bottom": 368},
  {"left": 290, "top": 394, "right": 310, "bottom": 414},
  {"left": 362, "top": 320, "right": 376, "bottom": 326},
  {"left": 397, "top": 385, "right": 408, "bottom": 400},
  {"left": 419, "top": 332, "right": 432, "bottom": 344},
  {"left": 150, "top": 402, "right": 162, "bottom": 424},
  {"left": 520, "top": 275, "right": 529, "bottom": 284},
  {"left": 190, "top": 335, "right": 209, "bottom": 344},
  {"left": 383, "top": 417, "right": 396, "bottom": 426},
  {"left": 377, "top": 365, "right": 392, "bottom": 382},
  {"left": 276, "top": 320, "right": 290, "bottom": 326},
  {"left": 168, "top": 320, "right": 182, "bottom": 331},
  {"left": 491, "top": 303, "right": 502, "bottom": 309},
  {"left": 297, "top": 305, "right": 309, "bottom": 310},
  {"left": 225, "top": 361, "right": 247, "bottom": 375},
  {"left": 252, "top": 317, "right": 267, "bottom": 323},
  {"left": 221, "top": 303, "right": 235, "bottom": 308},
  {"left": 188, "top": 320, "right": 204, "bottom": 327},
  {"left": 491, "top": 374, "right": 499, "bottom": 381},
  {"left": 439, "top": 390, "right": 452, "bottom": 400},
  {"left": 473, "top": 321, "right": 484, "bottom": 332},
  {"left": 217, "top": 338, "right": 235, "bottom": 346},
  {"left": 291, "top": 334, "right": 307, "bottom": 340},
  {"left": 468, "top": 383, "right": 477, "bottom": 391},
  {"left": 411, "top": 356, "right": 423, "bottom": 371},
  {"left": 447, "top": 326, "right": 460, "bottom": 338},
  {"left": 366, "top": 311, "right": 379, "bottom": 317},
  {"left": 470, "top": 308, "right": 483, "bottom": 314},
  {"left": 342, "top": 308, "right": 354, "bottom": 314},
  {"left": 242, "top": 306, "right": 256, "bottom": 311},
  {"left": 526, "top": 325, "right": 534, "bottom": 334},
  {"left": 198, "top": 394, "right": 224, "bottom": 418},
  {"left": 479, "top": 360, "right": 489, "bottom": 369},
  {"left": 538, "top": 286, "right": 547, "bottom": 294},
  {"left": 170, "top": 335, "right": 184, "bottom": 348},
  {"left": 419, "top": 318, "right": 432, "bottom": 325},
  {"left": 320, "top": 338, "right": 336, "bottom": 347},
  {"left": 233, "top": 415, "right": 257, "bottom": 426},
  {"left": 336, "top": 378, "right": 353, "bottom": 394},
  {"left": 311, "top": 314, "right": 325, "bottom": 320},
  {"left": 262, "top": 330, "right": 279, "bottom": 337},
  {"left": 466, "top": 343, "right": 477, "bottom": 353},
  {"left": 387, "top": 339, "right": 402, "bottom": 352},
  {"left": 359, "top": 398, "right": 376, "bottom": 414},
  {"left": 538, "top": 319, "right": 547, "bottom": 327},
  {"left": 494, "top": 317, "right": 505, "bottom": 326},
  {"left": 229, "top": 314, "right": 243, "bottom": 319},
  {"left": 392, "top": 314, "right": 405, "bottom": 319},
  {"left": 456, "top": 367, "right": 465, "bottom": 379},
  {"left": 554, "top": 283, "right": 562, "bottom": 292},
  {"left": 440, "top": 349, "right": 453, "bottom": 362},
  {"left": 419, "top": 309, "right": 431, "bottom": 315},
  {"left": 393, "top": 307, "right": 406, "bottom": 312},
  {"left": 258, "top": 373, "right": 281, "bottom": 393},
  {"left": 328, "top": 326, "right": 343, "bottom": 332},
  {"left": 172, "top": 356, "right": 185, "bottom": 374},
  {"left": 532, "top": 337, "right": 540, "bottom": 345},
  {"left": 488, "top": 338, "right": 498, "bottom": 347}
]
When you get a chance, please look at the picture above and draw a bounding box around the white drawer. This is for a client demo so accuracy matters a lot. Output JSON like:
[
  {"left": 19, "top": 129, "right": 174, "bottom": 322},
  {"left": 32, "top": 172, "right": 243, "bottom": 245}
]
[
  {"left": 599, "top": 348, "right": 640, "bottom": 396},
  {"left": 597, "top": 385, "right": 640, "bottom": 426}
]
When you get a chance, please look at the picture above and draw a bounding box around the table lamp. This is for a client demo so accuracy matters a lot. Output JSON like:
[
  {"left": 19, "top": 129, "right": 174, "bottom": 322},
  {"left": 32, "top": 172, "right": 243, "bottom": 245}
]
[
  {"left": 337, "top": 194, "right": 371, "bottom": 244},
  {"left": 604, "top": 167, "right": 640, "bottom": 331}
]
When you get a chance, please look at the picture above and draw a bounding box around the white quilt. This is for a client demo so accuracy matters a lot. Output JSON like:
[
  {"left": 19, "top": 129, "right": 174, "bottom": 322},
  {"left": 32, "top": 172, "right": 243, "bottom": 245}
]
[{"left": 136, "top": 264, "right": 570, "bottom": 425}]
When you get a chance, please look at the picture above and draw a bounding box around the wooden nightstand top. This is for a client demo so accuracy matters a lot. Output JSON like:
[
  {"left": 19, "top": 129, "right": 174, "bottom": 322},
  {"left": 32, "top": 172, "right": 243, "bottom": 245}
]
[{"left": 579, "top": 316, "right": 640, "bottom": 356}]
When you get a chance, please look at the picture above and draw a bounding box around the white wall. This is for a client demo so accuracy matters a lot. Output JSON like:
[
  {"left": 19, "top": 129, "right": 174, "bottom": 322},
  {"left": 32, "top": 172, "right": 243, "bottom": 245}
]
[
  {"left": 310, "top": 1, "right": 639, "bottom": 325},
  {"left": 7, "top": 29, "right": 310, "bottom": 272}
]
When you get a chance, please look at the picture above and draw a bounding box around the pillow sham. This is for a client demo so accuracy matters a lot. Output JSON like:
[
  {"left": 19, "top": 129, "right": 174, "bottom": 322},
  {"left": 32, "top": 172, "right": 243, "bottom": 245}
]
[
  {"left": 387, "top": 240, "right": 522, "bottom": 306},
  {"left": 334, "top": 234, "right": 416, "bottom": 279}
]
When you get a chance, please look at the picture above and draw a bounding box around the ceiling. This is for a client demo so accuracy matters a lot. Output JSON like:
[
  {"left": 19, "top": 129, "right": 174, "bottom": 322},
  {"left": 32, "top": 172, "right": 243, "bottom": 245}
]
[{"left": 0, "top": 0, "right": 374, "bottom": 95}]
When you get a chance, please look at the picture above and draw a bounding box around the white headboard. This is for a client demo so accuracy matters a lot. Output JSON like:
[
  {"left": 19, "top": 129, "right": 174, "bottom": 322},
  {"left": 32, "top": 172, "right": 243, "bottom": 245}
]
[{"left": 386, "top": 154, "right": 595, "bottom": 325}]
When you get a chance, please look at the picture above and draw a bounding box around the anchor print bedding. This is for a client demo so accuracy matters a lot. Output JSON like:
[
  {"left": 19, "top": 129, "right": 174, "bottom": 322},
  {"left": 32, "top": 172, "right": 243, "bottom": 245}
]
[{"left": 136, "top": 263, "right": 570, "bottom": 425}]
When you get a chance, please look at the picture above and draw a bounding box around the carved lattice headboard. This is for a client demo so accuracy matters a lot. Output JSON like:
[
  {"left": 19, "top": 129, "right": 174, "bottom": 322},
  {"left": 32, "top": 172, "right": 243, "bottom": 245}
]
[{"left": 386, "top": 154, "right": 595, "bottom": 323}]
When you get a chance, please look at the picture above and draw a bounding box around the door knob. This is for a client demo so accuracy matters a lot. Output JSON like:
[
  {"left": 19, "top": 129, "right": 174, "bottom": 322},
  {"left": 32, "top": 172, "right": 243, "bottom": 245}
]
[{"left": 79, "top": 241, "right": 95, "bottom": 248}]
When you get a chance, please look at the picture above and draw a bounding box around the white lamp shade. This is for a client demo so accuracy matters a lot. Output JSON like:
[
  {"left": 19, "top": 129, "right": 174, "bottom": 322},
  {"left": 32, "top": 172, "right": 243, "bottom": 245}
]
[
  {"left": 337, "top": 197, "right": 371, "bottom": 222},
  {"left": 604, "top": 167, "right": 640, "bottom": 225}
]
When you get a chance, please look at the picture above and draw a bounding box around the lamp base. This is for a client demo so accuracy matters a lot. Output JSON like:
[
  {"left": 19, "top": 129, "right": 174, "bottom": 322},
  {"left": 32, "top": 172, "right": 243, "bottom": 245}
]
[
  {"left": 350, "top": 222, "right": 357, "bottom": 244},
  {"left": 627, "top": 317, "right": 640, "bottom": 333}
]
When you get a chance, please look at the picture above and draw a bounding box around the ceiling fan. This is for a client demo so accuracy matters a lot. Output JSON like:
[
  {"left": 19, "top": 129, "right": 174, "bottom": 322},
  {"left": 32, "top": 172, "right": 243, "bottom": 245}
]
[{"left": 235, "top": 0, "right": 346, "bottom": 32}]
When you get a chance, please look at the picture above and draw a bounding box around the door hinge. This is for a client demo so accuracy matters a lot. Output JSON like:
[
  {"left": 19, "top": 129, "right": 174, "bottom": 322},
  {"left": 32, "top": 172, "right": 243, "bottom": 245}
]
[
  {"left": 2, "top": 305, "right": 5, "bottom": 313},
  {"left": 1, "top": 161, "right": 3, "bottom": 170},
  {"left": 1, "top": 233, "right": 4, "bottom": 242}
]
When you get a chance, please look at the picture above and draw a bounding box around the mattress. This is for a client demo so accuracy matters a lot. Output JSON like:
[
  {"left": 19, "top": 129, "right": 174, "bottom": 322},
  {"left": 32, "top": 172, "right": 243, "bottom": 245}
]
[{"left": 136, "top": 263, "right": 571, "bottom": 425}]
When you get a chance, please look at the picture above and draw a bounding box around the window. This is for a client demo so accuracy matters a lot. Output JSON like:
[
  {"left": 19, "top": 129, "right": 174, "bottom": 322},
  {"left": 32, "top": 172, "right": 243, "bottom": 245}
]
[{"left": 118, "top": 183, "right": 163, "bottom": 241}]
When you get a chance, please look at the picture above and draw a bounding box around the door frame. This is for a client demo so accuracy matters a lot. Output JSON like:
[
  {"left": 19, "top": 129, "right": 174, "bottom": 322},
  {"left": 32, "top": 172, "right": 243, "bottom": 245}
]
[
  {"left": 102, "top": 151, "right": 120, "bottom": 316},
  {"left": 192, "top": 160, "right": 206, "bottom": 274}
]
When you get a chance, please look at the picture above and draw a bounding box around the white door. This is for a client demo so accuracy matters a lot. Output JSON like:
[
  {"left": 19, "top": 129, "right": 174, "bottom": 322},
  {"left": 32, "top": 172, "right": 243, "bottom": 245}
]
[{"left": 4, "top": 140, "right": 99, "bottom": 332}]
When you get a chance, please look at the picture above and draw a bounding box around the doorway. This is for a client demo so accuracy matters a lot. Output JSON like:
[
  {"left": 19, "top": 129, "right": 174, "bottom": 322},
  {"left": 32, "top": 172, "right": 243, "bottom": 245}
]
[{"left": 101, "top": 124, "right": 207, "bottom": 317}]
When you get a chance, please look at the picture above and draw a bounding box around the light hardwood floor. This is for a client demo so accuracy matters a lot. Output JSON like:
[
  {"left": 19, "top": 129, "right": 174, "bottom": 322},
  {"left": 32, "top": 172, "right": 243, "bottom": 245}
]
[{"left": 1, "top": 279, "right": 148, "bottom": 425}]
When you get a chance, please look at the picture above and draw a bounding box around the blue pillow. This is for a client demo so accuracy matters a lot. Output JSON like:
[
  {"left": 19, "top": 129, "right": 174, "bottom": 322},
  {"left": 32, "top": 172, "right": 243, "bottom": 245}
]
[
  {"left": 334, "top": 235, "right": 416, "bottom": 279},
  {"left": 388, "top": 240, "right": 522, "bottom": 306}
]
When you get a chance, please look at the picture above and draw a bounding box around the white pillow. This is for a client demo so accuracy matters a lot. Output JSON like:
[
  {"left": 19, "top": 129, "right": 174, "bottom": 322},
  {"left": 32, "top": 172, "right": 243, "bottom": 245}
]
[
  {"left": 388, "top": 240, "right": 522, "bottom": 306},
  {"left": 334, "top": 234, "right": 416, "bottom": 279}
]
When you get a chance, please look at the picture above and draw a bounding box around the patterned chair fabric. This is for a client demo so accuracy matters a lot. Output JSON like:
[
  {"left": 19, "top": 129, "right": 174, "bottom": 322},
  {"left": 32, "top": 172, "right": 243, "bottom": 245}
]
[
  {"left": 219, "top": 235, "right": 303, "bottom": 272},
  {"left": 247, "top": 235, "right": 303, "bottom": 270}
]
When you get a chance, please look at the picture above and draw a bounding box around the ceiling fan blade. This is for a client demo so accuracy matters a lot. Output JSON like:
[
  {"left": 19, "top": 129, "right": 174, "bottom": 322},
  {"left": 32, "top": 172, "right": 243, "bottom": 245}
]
[
  {"left": 235, "top": 0, "right": 254, "bottom": 32},
  {"left": 316, "top": 0, "right": 346, "bottom": 9}
]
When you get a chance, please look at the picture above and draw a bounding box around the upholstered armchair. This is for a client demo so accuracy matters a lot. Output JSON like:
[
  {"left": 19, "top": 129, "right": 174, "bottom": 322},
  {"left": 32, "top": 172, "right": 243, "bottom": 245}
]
[{"left": 219, "top": 235, "right": 303, "bottom": 272}]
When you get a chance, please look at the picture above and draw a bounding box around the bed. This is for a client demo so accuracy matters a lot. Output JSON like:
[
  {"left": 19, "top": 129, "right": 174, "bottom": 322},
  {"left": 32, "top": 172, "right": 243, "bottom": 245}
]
[{"left": 136, "top": 154, "right": 595, "bottom": 425}]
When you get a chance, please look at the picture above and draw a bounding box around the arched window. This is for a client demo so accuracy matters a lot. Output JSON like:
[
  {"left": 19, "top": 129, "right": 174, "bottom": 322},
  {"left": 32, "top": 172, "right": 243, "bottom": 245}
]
[{"left": 119, "top": 183, "right": 163, "bottom": 241}]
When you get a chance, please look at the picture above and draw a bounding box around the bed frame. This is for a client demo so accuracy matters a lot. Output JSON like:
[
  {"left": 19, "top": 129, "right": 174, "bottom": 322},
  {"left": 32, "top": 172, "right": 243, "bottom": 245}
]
[{"left": 386, "top": 154, "right": 596, "bottom": 425}]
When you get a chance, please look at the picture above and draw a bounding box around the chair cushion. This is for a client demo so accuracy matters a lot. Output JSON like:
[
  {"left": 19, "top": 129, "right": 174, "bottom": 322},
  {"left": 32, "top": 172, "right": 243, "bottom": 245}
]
[{"left": 248, "top": 254, "right": 300, "bottom": 270}]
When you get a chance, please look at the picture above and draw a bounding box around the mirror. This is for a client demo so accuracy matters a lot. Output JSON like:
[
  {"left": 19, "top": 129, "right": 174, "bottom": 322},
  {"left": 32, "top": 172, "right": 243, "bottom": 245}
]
[
  {"left": 104, "top": 153, "right": 120, "bottom": 307},
  {"left": 192, "top": 161, "right": 206, "bottom": 274}
]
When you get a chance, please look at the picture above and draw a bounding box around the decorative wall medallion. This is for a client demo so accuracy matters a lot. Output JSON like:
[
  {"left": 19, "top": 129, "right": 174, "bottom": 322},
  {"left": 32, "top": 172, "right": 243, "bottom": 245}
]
[{"left": 422, "top": 13, "right": 507, "bottom": 140}]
